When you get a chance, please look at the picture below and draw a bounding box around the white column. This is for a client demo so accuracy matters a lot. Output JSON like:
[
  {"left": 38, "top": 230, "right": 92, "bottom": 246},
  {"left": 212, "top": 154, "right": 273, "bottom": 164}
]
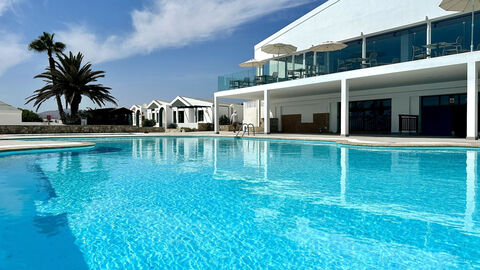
[
  {"left": 214, "top": 95, "right": 220, "bottom": 134},
  {"left": 426, "top": 17, "right": 432, "bottom": 58},
  {"left": 264, "top": 90, "right": 271, "bottom": 134},
  {"left": 340, "top": 79, "right": 350, "bottom": 137},
  {"left": 467, "top": 61, "right": 478, "bottom": 140},
  {"left": 465, "top": 151, "right": 477, "bottom": 231},
  {"left": 257, "top": 99, "right": 262, "bottom": 127}
]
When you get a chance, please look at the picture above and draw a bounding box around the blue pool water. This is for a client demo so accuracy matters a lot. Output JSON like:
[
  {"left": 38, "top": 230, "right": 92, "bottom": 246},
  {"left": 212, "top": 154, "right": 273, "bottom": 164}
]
[{"left": 0, "top": 136, "right": 479, "bottom": 269}]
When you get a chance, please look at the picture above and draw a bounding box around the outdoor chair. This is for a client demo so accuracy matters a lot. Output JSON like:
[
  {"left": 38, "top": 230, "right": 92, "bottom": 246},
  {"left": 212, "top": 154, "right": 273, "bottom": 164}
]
[
  {"left": 287, "top": 70, "right": 297, "bottom": 80},
  {"left": 254, "top": 76, "right": 264, "bottom": 85},
  {"left": 229, "top": 80, "right": 240, "bottom": 89},
  {"left": 412, "top": 46, "right": 427, "bottom": 60},
  {"left": 363, "top": 52, "right": 378, "bottom": 67},
  {"left": 242, "top": 77, "right": 251, "bottom": 88},
  {"left": 337, "top": 59, "right": 352, "bottom": 72},
  {"left": 272, "top": 72, "right": 279, "bottom": 82},
  {"left": 443, "top": 36, "right": 463, "bottom": 55},
  {"left": 306, "top": 65, "right": 317, "bottom": 77}
]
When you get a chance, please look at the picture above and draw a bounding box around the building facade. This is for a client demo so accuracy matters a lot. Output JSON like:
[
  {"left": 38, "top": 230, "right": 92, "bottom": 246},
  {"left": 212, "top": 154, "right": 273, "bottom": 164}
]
[
  {"left": 0, "top": 101, "right": 22, "bottom": 125},
  {"left": 215, "top": 0, "right": 480, "bottom": 139}
]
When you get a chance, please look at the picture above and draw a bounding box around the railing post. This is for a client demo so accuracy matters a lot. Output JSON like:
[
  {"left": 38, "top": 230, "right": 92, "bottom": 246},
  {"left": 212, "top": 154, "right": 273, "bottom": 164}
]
[
  {"left": 362, "top": 32, "right": 367, "bottom": 68},
  {"left": 426, "top": 16, "right": 432, "bottom": 58}
]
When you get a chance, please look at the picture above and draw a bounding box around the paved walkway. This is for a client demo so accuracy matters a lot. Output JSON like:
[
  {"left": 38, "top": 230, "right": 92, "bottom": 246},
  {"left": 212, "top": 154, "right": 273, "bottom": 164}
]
[{"left": 2, "top": 132, "right": 480, "bottom": 150}]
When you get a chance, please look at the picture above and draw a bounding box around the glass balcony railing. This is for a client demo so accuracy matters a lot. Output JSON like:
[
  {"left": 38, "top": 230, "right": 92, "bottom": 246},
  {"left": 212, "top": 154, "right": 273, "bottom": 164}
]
[
  {"left": 218, "top": 11, "right": 480, "bottom": 91},
  {"left": 218, "top": 68, "right": 256, "bottom": 91}
]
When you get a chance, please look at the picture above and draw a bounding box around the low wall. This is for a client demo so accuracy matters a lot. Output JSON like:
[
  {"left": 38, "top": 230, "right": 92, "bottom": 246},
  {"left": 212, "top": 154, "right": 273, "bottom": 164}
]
[{"left": 0, "top": 125, "right": 165, "bottom": 134}]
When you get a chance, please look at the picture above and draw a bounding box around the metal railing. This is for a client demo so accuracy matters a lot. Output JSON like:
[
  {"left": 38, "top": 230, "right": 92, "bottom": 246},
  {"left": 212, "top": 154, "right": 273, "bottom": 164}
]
[
  {"left": 235, "top": 123, "right": 255, "bottom": 137},
  {"left": 399, "top": 114, "right": 419, "bottom": 134}
]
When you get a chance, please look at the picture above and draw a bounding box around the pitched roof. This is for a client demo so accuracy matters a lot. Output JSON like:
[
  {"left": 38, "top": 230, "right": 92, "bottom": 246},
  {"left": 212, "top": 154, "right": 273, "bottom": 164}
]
[
  {"left": 0, "top": 101, "right": 21, "bottom": 112},
  {"left": 170, "top": 96, "right": 238, "bottom": 107}
]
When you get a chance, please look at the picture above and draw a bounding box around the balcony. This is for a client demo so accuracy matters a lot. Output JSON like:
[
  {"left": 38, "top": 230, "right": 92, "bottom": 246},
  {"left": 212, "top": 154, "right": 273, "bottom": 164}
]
[{"left": 218, "top": 11, "right": 480, "bottom": 92}]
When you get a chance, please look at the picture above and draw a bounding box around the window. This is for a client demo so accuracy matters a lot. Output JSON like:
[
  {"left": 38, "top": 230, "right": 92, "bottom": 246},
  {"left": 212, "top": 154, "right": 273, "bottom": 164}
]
[
  {"left": 366, "top": 25, "right": 427, "bottom": 64},
  {"left": 198, "top": 110, "right": 204, "bottom": 122},
  {"left": 173, "top": 111, "right": 177, "bottom": 123},
  {"left": 432, "top": 12, "right": 480, "bottom": 55},
  {"left": 178, "top": 111, "right": 185, "bottom": 123},
  {"left": 330, "top": 39, "right": 363, "bottom": 72},
  {"left": 422, "top": 94, "right": 466, "bottom": 107},
  {"left": 349, "top": 99, "right": 392, "bottom": 132}
]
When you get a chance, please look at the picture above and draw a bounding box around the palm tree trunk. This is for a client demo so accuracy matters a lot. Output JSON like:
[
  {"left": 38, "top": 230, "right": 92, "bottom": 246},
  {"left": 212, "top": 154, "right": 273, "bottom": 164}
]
[
  {"left": 48, "top": 51, "right": 66, "bottom": 123},
  {"left": 70, "top": 95, "right": 82, "bottom": 120}
]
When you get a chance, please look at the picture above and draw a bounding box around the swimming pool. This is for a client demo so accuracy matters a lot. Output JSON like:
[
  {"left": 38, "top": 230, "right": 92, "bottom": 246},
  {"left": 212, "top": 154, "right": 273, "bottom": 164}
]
[{"left": 0, "top": 136, "right": 479, "bottom": 269}]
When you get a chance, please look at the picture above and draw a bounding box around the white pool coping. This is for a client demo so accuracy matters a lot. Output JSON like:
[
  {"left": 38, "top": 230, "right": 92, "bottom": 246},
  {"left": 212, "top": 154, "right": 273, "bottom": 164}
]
[{"left": 2, "top": 131, "right": 480, "bottom": 150}]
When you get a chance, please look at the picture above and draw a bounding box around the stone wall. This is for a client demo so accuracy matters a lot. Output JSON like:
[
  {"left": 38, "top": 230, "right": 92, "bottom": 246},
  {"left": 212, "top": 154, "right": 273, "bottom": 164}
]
[{"left": 0, "top": 125, "right": 165, "bottom": 134}]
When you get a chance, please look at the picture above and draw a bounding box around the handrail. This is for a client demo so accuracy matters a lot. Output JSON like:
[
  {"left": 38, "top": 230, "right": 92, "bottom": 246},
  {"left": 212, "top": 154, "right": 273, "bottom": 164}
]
[{"left": 235, "top": 123, "right": 255, "bottom": 137}]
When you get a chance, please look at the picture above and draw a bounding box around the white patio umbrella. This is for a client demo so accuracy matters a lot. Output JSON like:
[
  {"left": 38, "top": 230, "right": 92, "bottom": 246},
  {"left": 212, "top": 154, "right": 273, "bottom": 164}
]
[
  {"left": 309, "top": 42, "right": 348, "bottom": 74},
  {"left": 261, "top": 43, "right": 297, "bottom": 55},
  {"left": 310, "top": 41, "right": 348, "bottom": 52},
  {"left": 440, "top": 0, "right": 480, "bottom": 51},
  {"left": 239, "top": 59, "right": 268, "bottom": 78},
  {"left": 239, "top": 59, "right": 267, "bottom": 67},
  {"left": 261, "top": 43, "right": 297, "bottom": 81}
]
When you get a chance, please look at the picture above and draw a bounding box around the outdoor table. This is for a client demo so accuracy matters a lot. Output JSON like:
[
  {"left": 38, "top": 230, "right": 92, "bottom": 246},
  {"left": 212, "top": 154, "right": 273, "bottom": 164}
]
[
  {"left": 294, "top": 68, "right": 307, "bottom": 78},
  {"left": 229, "top": 80, "right": 243, "bottom": 89},
  {"left": 346, "top": 57, "right": 369, "bottom": 64},
  {"left": 254, "top": 75, "right": 274, "bottom": 85},
  {"left": 345, "top": 57, "right": 369, "bottom": 69},
  {"left": 423, "top": 42, "right": 457, "bottom": 56}
]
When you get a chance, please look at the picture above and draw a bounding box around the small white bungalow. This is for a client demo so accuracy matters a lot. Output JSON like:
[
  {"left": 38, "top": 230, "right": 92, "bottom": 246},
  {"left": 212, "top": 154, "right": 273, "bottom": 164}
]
[
  {"left": 130, "top": 104, "right": 147, "bottom": 127},
  {"left": 146, "top": 100, "right": 171, "bottom": 128},
  {"left": 170, "top": 96, "right": 243, "bottom": 129},
  {"left": 0, "top": 101, "right": 22, "bottom": 125}
]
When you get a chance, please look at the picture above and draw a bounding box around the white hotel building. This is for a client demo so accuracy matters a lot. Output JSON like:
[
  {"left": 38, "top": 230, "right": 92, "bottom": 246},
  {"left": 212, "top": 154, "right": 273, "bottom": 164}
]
[{"left": 214, "top": 0, "right": 480, "bottom": 139}]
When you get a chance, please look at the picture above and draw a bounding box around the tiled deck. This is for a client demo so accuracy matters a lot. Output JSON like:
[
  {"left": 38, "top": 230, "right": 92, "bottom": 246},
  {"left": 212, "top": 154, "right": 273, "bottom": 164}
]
[{"left": 2, "top": 132, "right": 480, "bottom": 150}]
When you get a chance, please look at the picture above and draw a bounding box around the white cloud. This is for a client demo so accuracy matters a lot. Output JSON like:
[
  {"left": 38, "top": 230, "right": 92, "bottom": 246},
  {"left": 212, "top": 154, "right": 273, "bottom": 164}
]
[
  {"left": 57, "top": 0, "right": 312, "bottom": 63},
  {"left": 0, "top": 0, "right": 29, "bottom": 76},
  {"left": 0, "top": 33, "right": 30, "bottom": 75},
  {"left": 0, "top": 0, "right": 20, "bottom": 15}
]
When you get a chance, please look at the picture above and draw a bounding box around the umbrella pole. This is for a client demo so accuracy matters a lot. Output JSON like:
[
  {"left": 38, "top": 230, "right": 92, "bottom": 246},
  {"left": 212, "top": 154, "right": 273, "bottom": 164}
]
[{"left": 472, "top": 0, "right": 475, "bottom": 52}]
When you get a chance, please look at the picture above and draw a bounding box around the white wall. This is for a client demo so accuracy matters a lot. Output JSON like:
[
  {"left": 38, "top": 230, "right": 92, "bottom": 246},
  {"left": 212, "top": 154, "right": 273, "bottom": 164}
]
[
  {"left": 243, "top": 80, "right": 472, "bottom": 133},
  {"left": 255, "top": 0, "right": 455, "bottom": 60},
  {"left": 0, "top": 111, "right": 22, "bottom": 125},
  {"left": 243, "top": 101, "right": 259, "bottom": 126}
]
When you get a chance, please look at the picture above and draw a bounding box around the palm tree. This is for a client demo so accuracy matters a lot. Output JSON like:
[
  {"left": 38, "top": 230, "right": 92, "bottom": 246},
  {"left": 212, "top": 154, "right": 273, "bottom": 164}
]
[
  {"left": 28, "top": 32, "right": 66, "bottom": 121},
  {"left": 26, "top": 52, "right": 117, "bottom": 120}
]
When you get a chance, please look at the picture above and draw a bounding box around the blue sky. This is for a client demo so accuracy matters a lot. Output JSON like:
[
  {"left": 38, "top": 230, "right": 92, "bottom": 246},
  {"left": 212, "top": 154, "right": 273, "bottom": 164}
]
[{"left": 0, "top": 0, "right": 324, "bottom": 112}]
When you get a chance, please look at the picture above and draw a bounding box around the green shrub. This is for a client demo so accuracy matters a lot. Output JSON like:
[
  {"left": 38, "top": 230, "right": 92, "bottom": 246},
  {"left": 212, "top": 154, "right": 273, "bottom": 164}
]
[
  {"left": 142, "top": 119, "right": 156, "bottom": 127},
  {"left": 21, "top": 109, "right": 43, "bottom": 122},
  {"left": 167, "top": 123, "right": 177, "bottom": 129},
  {"left": 219, "top": 115, "right": 230, "bottom": 125}
]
